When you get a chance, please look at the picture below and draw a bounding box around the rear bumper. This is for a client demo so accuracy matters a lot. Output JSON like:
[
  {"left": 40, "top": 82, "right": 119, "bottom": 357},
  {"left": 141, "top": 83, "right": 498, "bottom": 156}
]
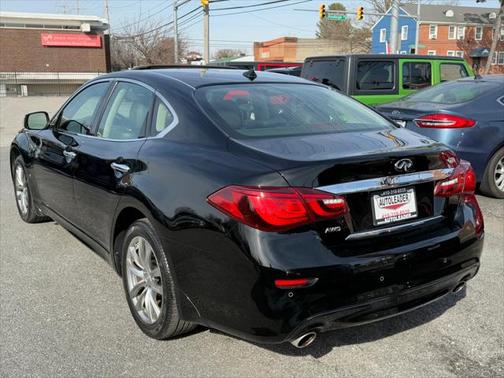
[{"left": 285, "top": 261, "right": 479, "bottom": 343}]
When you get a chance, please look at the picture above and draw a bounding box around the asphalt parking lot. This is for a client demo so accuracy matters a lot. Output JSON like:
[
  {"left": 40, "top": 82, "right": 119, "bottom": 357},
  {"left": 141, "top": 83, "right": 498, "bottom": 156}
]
[{"left": 0, "top": 97, "right": 503, "bottom": 377}]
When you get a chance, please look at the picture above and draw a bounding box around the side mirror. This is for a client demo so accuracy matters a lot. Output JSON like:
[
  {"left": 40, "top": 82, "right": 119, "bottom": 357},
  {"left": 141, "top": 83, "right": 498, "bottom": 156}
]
[{"left": 24, "top": 111, "right": 49, "bottom": 130}]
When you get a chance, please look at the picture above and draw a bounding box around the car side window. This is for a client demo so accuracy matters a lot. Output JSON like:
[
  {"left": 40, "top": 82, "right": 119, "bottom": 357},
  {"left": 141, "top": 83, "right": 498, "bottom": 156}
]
[
  {"left": 356, "top": 61, "right": 394, "bottom": 90},
  {"left": 97, "top": 82, "right": 154, "bottom": 140},
  {"left": 402, "top": 62, "right": 431, "bottom": 89},
  {"left": 56, "top": 82, "right": 109, "bottom": 134},
  {"left": 440, "top": 63, "right": 469, "bottom": 82},
  {"left": 152, "top": 99, "right": 175, "bottom": 135},
  {"left": 302, "top": 59, "right": 345, "bottom": 91}
]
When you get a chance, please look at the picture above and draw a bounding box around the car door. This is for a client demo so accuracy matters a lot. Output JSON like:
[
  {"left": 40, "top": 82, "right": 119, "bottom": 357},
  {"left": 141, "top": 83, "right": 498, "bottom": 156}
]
[
  {"left": 72, "top": 80, "right": 155, "bottom": 248},
  {"left": 31, "top": 81, "right": 111, "bottom": 224}
]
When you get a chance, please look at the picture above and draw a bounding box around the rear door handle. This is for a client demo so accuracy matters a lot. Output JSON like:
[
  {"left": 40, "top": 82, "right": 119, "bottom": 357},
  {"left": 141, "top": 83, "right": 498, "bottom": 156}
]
[
  {"left": 111, "top": 162, "right": 130, "bottom": 174},
  {"left": 63, "top": 150, "right": 77, "bottom": 163}
]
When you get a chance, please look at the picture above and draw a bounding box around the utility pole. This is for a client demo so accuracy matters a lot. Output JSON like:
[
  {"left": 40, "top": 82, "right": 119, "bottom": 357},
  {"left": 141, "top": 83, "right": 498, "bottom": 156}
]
[
  {"left": 104, "top": 0, "right": 110, "bottom": 28},
  {"left": 203, "top": 0, "right": 210, "bottom": 64},
  {"left": 414, "top": 0, "right": 420, "bottom": 54},
  {"left": 76, "top": 0, "right": 80, "bottom": 14},
  {"left": 390, "top": 0, "right": 399, "bottom": 54},
  {"left": 174, "top": 2, "right": 179, "bottom": 63},
  {"left": 173, "top": 1, "right": 191, "bottom": 64}
]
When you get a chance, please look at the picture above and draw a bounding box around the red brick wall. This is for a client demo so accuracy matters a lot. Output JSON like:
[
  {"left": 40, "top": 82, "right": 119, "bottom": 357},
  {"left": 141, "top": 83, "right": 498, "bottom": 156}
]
[
  {"left": 418, "top": 23, "right": 504, "bottom": 74},
  {"left": 0, "top": 28, "right": 107, "bottom": 72}
]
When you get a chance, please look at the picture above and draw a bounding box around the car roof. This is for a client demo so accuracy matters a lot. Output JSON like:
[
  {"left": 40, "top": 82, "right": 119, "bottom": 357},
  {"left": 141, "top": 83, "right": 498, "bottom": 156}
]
[
  {"left": 102, "top": 68, "right": 313, "bottom": 89},
  {"left": 305, "top": 54, "right": 466, "bottom": 61},
  {"left": 457, "top": 74, "right": 504, "bottom": 83}
]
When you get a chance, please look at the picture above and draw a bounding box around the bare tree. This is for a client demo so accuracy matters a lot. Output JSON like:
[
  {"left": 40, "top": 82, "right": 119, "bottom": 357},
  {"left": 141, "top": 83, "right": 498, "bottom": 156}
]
[
  {"left": 484, "top": 0, "right": 504, "bottom": 74},
  {"left": 111, "top": 20, "right": 188, "bottom": 70},
  {"left": 364, "top": 0, "right": 393, "bottom": 15},
  {"left": 214, "top": 49, "right": 245, "bottom": 60}
]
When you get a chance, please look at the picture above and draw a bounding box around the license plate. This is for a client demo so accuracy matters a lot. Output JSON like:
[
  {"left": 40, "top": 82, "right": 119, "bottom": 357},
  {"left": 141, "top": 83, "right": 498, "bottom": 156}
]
[
  {"left": 372, "top": 187, "right": 417, "bottom": 226},
  {"left": 394, "top": 119, "right": 406, "bottom": 128}
]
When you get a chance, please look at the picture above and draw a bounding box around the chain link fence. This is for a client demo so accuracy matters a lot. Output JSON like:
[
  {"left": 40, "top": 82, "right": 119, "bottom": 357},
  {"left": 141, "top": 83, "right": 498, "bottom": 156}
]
[{"left": 0, "top": 72, "right": 104, "bottom": 96}]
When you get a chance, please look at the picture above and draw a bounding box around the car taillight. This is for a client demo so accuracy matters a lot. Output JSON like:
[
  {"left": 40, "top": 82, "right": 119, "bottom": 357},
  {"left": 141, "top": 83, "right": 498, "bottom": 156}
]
[
  {"left": 274, "top": 278, "right": 318, "bottom": 289},
  {"left": 440, "top": 150, "right": 460, "bottom": 168},
  {"left": 464, "top": 194, "right": 484, "bottom": 235},
  {"left": 434, "top": 160, "right": 476, "bottom": 197},
  {"left": 414, "top": 114, "right": 476, "bottom": 129},
  {"left": 207, "top": 186, "right": 347, "bottom": 232}
]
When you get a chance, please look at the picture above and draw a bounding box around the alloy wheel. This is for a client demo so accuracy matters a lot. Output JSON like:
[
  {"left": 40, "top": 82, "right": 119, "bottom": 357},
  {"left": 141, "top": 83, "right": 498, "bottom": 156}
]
[
  {"left": 495, "top": 156, "right": 504, "bottom": 192},
  {"left": 126, "top": 236, "right": 163, "bottom": 324},
  {"left": 14, "top": 164, "right": 29, "bottom": 216}
]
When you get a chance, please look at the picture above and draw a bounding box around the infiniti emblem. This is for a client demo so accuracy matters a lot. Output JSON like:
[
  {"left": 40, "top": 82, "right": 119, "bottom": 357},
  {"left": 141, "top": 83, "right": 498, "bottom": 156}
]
[
  {"left": 394, "top": 158, "right": 414, "bottom": 172},
  {"left": 391, "top": 110, "right": 401, "bottom": 116}
]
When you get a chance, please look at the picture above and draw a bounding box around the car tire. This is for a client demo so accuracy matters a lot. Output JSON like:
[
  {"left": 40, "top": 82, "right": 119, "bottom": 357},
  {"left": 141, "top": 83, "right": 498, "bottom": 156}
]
[
  {"left": 480, "top": 147, "right": 504, "bottom": 199},
  {"left": 121, "top": 218, "right": 195, "bottom": 339},
  {"left": 11, "top": 156, "right": 51, "bottom": 223}
]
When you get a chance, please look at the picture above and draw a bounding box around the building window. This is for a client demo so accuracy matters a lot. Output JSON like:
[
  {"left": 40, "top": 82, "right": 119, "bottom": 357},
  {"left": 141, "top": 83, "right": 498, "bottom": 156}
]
[
  {"left": 475, "top": 26, "right": 483, "bottom": 40},
  {"left": 455, "top": 51, "right": 464, "bottom": 58},
  {"left": 447, "top": 50, "right": 455, "bottom": 56},
  {"left": 448, "top": 25, "right": 456, "bottom": 40},
  {"left": 427, "top": 50, "right": 436, "bottom": 55},
  {"left": 401, "top": 25, "right": 408, "bottom": 41},
  {"left": 429, "top": 25, "right": 438, "bottom": 39},
  {"left": 380, "top": 28, "right": 386, "bottom": 43},
  {"left": 400, "top": 51, "right": 407, "bottom": 54},
  {"left": 500, "top": 28, "right": 504, "bottom": 41},
  {"left": 457, "top": 26, "right": 465, "bottom": 40},
  {"left": 498, "top": 52, "right": 504, "bottom": 65},
  {"left": 492, "top": 52, "right": 497, "bottom": 65}
]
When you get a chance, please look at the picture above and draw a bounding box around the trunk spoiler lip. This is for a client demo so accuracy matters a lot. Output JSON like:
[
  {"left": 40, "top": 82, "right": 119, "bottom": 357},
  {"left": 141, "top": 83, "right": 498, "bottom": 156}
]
[{"left": 317, "top": 168, "right": 454, "bottom": 196}]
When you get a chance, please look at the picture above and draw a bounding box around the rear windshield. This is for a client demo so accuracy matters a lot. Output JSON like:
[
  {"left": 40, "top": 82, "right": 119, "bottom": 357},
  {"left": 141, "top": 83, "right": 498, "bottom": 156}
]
[
  {"left": 196, "top": 83, "right": 394, "bottom": 139},
  {"left": 403, "top": 80, "right": 498, "bottom": 104}
]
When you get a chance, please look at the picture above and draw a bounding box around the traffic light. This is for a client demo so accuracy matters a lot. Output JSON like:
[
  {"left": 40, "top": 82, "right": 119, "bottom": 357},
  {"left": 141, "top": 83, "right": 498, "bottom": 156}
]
[
  {"left": 356, "top": 6, "right": 364, "bottom": 21},
  {"left": 201, "top": 0, "right": 209, "bottom": 7},
  {"left": 319, "top": 4, "right": 326, "bottom": 20}
]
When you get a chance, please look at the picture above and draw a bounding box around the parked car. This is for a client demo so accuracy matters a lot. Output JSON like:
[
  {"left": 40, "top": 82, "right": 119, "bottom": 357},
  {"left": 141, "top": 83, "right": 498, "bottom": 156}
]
[
  {"left": 11, "top": 67, "right": 483, "bottom": 348},
  {"left": 377, "top": 75, "right": 504, "bottom": 198},
  {"left": 266, "top": 66, "right": 303, "bottom": 76},
  {"left": 301, "top": 54, "right": 473, "bottom": 106}
]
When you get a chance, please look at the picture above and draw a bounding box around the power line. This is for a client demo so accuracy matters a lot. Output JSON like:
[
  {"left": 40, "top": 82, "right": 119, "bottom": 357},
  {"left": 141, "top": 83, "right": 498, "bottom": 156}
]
[
  {"left": 211, "top": 0, "right": 312, "bottom": 17},
  {"left": 113, "top": 1, "right": 176, "bottom": 32},
  {"left": 113, "top": 4, "right": 200, "bottom": 39},
  {"left": 211, "top": 0, "right": 294, "bottom": 12}
]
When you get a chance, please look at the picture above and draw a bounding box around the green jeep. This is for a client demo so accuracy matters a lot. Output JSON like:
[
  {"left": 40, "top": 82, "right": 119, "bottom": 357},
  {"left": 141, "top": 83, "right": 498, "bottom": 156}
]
[{"left": 301, "top": 54, "right": 473, "bottom": 106}]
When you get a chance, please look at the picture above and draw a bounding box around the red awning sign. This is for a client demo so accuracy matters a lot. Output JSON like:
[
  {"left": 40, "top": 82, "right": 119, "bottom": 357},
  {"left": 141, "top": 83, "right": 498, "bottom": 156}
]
[{"left": 41, "top": 33, "right": 102, "bottom": 48}]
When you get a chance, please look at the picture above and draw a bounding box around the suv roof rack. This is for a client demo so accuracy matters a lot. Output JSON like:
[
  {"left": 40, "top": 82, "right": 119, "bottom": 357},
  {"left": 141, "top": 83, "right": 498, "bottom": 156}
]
[{"left": 132, "top": 64, "right": 237, "bottom": 70}]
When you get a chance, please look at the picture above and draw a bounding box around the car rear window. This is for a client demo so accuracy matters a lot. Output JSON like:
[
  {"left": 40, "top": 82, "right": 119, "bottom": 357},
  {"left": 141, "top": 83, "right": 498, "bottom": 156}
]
[
  {"left": 196, "top": 83, "right": 394, "bottom": 139},
  {"left": 403, "top": 80, "right": 498, "bottom": 104}
]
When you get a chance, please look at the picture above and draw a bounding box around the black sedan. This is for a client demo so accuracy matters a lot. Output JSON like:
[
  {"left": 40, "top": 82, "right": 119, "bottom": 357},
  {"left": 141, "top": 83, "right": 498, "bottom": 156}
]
[
  {"left": 378, "top": 75, "right": 504, "bottom": 198},
  {"left": 10, "top": 68, "right": 483, "bottom": 348}
]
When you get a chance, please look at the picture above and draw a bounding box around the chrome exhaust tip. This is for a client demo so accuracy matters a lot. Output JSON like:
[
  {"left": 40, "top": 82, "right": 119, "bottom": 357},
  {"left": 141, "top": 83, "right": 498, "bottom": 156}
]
[
  {"left": 291, "top": 331, "right": 317, "bottom": 349},
  {"left": 453, "top": 282, "right": 466, "bottom": 293}
]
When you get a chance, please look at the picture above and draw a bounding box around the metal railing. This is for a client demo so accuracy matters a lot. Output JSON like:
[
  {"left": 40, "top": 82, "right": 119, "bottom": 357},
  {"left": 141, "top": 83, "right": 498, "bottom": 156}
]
[{"left": 0, "top": 71, "right": 104, "bottom": 96}]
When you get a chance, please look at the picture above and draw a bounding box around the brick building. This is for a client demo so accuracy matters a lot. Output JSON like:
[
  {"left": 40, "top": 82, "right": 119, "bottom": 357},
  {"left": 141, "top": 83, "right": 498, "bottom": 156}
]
[
  {"left": 253, "top": 36, "right": 362, "bottom": 63},
  {"left": 0, "top": 11, "right": 109, "bottom": 96},
  {"left": 371, "top": 4, "right": 504, "bottom": 74}
]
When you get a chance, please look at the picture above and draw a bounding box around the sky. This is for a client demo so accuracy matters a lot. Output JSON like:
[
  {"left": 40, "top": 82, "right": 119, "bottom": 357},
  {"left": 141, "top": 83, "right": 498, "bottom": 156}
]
[{"left": 0, "top": 0, "right": 501, "bottom": 54}]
